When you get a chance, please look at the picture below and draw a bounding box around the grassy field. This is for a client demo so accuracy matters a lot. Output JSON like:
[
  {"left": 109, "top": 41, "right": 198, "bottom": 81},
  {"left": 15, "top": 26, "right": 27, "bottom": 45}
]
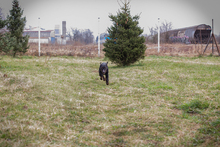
[{"left": 0, "top": 55, "right": 220, "bottom": 146}]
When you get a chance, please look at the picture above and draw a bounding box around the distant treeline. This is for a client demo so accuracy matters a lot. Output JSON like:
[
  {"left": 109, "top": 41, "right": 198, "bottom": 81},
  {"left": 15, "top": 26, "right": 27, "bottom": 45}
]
[{"left": 66, "top": 28, "right": 94, "bottom": 45}]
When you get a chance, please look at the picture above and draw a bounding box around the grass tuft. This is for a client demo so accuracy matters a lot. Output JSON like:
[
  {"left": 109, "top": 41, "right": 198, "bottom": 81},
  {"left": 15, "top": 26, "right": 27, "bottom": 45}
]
[{"left": 176, "top": 99, "right": 210, "bottom": 113}]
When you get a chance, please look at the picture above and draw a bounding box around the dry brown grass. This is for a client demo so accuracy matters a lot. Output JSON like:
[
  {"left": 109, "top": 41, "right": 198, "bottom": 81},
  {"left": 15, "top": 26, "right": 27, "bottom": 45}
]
[
  {"left": 25, "top": 43, "right": 105, "bottom": 58},
  {"left": 146, "top": 43, "right": 220, "bottom": 57},
  {"left": 23, "top": 43, "right": 220, "bottom": 58}
]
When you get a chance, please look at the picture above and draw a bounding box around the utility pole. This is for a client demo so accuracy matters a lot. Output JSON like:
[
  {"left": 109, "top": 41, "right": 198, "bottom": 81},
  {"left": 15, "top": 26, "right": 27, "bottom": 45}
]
[
  {"left": 38, "top": 17, "right": 41, "bottom": 57},
  {"left": 212, "top": 19, "right": 214, "bottom": 54},
  {"left": 158, "top": 18, "right": 160, "bottom": 53},
  {"left": 203, "top": 19, "right": 220, "bottom": 56},
  {"left": 98, "top": 17, "right": 100, "bottom": 57}
]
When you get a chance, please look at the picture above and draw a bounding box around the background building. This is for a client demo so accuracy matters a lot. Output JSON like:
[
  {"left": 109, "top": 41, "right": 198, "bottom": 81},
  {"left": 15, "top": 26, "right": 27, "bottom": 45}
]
[
  {"left": 23, "top": 21, "right": 67, "bottom": 44},
  {"left": 23, "top": 26, "right": 54, "bottom": 44}
]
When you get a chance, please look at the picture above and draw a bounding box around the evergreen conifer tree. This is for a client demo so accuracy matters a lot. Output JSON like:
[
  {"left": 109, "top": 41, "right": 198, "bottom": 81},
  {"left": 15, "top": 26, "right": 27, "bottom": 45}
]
[
  {"left": 0, "top": 14, "right": 6, "bottom": 28},
  {"left": 6, "top": 0, "right": 29, "bottom": 57},
  {"left": 0, "top": 8, "right": 16, "bottom": 54},
  {"left": 103, "top": 1, "right": 146, "bottom": 66},
  {"left": 0, "top": 7, "right": 6, "bottom": 28}
]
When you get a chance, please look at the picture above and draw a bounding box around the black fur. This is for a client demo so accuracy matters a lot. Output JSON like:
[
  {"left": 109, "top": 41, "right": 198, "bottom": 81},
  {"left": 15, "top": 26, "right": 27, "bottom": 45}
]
[{"left": 99, "top": 62, "right": 109, "bottom": 85}]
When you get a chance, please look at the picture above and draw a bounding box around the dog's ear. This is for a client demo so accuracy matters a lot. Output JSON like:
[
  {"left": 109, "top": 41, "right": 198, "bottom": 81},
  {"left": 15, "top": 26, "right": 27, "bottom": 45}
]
[
  {"left": 100, "top": 62, "right": 102, "bottom": 65},
  {"left": 107, "top": 62, "right": 108, "bottom": 65}
]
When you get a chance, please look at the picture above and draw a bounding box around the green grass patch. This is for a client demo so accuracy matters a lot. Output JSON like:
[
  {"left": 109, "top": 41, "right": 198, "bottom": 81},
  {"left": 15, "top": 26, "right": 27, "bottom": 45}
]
[
  {"left": 176, "top": 99, "right": 210, "bottom": 114},
  {"left": 0, "top": 55, "right": 220, "bottom": 146}
]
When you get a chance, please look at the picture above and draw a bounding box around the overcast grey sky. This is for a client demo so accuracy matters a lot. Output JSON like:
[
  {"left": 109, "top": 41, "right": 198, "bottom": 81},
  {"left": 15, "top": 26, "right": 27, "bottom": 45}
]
[{"left": 0, "top": 0, "right": 219, "bottom": 37}]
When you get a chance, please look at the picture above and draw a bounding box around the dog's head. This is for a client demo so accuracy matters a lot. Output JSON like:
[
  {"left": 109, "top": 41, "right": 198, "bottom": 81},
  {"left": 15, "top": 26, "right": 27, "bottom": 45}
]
[{"left": 100, "top": 62, "right": 108, "bottom": 74}]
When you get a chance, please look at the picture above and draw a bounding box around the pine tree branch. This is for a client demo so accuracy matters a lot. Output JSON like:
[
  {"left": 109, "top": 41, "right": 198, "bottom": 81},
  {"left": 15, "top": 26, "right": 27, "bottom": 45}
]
[{"left": 117, "top": 0, "right": 122, "bottom": 8}]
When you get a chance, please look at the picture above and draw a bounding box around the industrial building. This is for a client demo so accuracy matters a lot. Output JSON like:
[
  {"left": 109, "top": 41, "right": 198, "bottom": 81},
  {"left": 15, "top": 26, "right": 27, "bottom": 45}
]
[
  {"left": 23, "top": 21, "right": 67, "bottom": 44},
  {"left": 167, "top": 24, "right": 211, "bottom": 44},
  {"left": 23, "top": 27, "right": 54, "bottom": 44}
]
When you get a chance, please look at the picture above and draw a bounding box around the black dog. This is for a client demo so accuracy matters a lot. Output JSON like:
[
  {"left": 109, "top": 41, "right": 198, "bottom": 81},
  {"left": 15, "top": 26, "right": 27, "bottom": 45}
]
[{"left": 99, "top": 62, "right": 109, "bottom": 85}]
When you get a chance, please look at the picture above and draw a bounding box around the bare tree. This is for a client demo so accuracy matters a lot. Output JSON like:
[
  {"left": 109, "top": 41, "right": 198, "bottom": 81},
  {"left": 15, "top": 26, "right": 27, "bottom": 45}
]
[
  {"left": 160, "top": 20, "right": 173, "bottom": 33},
  {"left": 147, "top": 20, "right": 173, "bottom": 44},
  {"left": 83, "top": 29, "right": 94, "bottom": 44},
  {"left": 66, "top": 28, "right": 72, "bottom": 41},
  {"left": 161, "top": 20, "right": 173, "bottom": 43},
  {"left": 71, "top": 28, "right": 82, "bottom": 43},
  {"left": 148, "top": 27, "right": 157, "bottom": 36},
  {"left": 147, "top": 26, "right": 159, "bottom": 44},
  {"left": 71, "top": 28, "right": 94, "bottom": 45}
]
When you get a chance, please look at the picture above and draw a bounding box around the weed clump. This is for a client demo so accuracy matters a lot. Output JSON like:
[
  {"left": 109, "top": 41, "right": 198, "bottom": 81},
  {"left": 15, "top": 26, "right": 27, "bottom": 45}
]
[{"left": 176, "top": 99, "right": 209, "bottom": 114}]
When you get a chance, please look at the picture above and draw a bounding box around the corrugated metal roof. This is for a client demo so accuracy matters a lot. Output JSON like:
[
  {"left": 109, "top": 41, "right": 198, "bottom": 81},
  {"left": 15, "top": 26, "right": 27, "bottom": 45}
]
[
  {"left": 24, "top": 30, "right": 53, "bottom": 32},
  {"left": 168, "top": 24, "right": 211, "bottom": 32},
  {"left": 24, "top": 27, "right": 53, "bottom": 32}
]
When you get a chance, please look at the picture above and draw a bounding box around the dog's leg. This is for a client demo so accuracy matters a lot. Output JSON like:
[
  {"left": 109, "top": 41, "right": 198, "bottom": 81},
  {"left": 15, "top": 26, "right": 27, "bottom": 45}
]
[
  {"left": 99, "top": 71, "right": 103, "bottom": 80},
  {"left": 106, "top": 73, "right": 109, "bottom": 85}
]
